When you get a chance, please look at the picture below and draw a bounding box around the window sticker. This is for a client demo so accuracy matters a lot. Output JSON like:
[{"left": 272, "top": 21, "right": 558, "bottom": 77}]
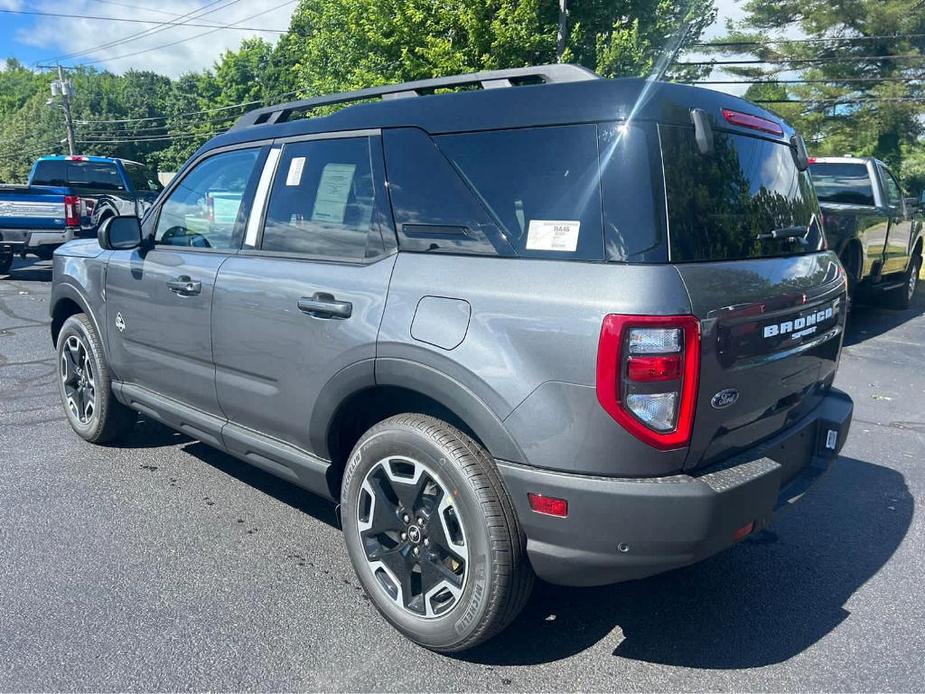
[
  {"left": 311, "top": 163, "right": 356, "bottom": 223},
  {"left": 525, "top": 219, "right": 580, "bottom": 252},
  {"left": 286, "top": 156, "right": 306, "bottom": 186}
]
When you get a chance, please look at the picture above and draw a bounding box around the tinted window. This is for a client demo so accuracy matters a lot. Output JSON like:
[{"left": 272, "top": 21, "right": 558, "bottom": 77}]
[
  {"left": 661, "top": 125, "right": 822, "bottom": 262},
  {"left": 808, "top": 162, "right": 874, "bottom": 206},
  {"left": 436, "top": 125, "right": 604, "bottom": 260},
  {"left": 599, "top": 122, "right": 662, "bottom": 261},
  {"left": 32, "top": 160, "right": 125, "bottom": 191},
  {"left": 155, "top": 148, "right": 260, "bottom": 250},
  {"left": 261, "top": 138, "right": 375, "bottom": 259},
  {"left": 123, "top": 162, "right": 163, "bottom": 192},
  {"left": 880, "top": 165, "right": 902, "bottom": 208},
  {"left": 383, "top": 128, "right": 504, "bottom": 256}
]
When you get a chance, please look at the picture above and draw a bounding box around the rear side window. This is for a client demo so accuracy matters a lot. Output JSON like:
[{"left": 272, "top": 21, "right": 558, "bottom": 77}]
[
  {"left": 661, "top": 125, "right": 822, "bottom": 263},
  {"left": 32, "top": 160, "right": 125, "bottom": 191},
  {"left": 436, "top": 125, "right": 604, "bottom": 260},
  {"left": 808, "top": 162, "right": 874, "bottom": 206},
  {"left": 261, "top": 137, "right": 376, "bottom": 260}
]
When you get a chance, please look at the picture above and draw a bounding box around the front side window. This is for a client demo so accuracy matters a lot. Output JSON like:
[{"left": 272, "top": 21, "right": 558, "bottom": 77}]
[
  {"left": 435, "top": 125, "right": 604, "bottom": 260},
  {"left": 261, "top": 137, "right": 375, "bottom": 260},
  {"left": 123, "top": 162, "right": 163, "bottom": 193},
  {"left": 661, "top": 125, "right": 822, "bottom": 262},
  {"left": 880, "top": 165, "right": 902, "bottom": 208},
  {"left": 154, "top": 148, "right": 260, "bottom": 249}
]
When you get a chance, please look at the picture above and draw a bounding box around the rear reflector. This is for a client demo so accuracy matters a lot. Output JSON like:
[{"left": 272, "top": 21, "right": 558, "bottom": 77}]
[
  {"left": 733, "top": 521, "right": 755, "bottom": 541},
  {"left": 528, "top": 493, "right": 568, "bottom": 518},
  {"left": 627, "top": 354, "right": 682, "bottom": 382},
  {"left": 721, "top": 108, "right": 784, "bottom": 136}
]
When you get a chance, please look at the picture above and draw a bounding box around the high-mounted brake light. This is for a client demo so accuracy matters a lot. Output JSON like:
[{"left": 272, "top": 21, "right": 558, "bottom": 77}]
[
  {"left": 65, "top": 155, "right": 88, "bottom": 161},
  {"left": 63, "top": 195, "right": 80, "bottom": 228},
  {"left": 721, "top": 108, "right": 784, "bottom": 136},
  {"left": 596, "top": 314, "right": 700, "bottom": 449}
]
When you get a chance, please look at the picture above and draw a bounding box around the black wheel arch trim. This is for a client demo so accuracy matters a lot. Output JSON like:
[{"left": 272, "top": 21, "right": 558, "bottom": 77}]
[{"left": 50, "top": 282, "right": 107, "bottom": 359}]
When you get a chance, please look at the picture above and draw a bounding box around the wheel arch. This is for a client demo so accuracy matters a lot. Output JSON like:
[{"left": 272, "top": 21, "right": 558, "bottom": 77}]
[
  {"left": 838, "top": 238, "right": 865, "bottom": 281},
  {"left": 313, "top": 358, "right": 525, "bottom": 499},
  {"left": 50, "top": 283, "right": 105, "bottom": 354}
]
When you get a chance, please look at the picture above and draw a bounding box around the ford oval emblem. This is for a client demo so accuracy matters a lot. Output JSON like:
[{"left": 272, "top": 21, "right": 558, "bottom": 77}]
[{"left": 711, "top": 388, "right": 739, "bottom": 409}]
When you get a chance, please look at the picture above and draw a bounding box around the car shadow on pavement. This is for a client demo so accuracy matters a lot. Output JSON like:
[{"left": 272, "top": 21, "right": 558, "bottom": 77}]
[
  {"left": 843, "top": 291, "right": 925, "bottom": 346},
  {"left": 2, "top": 257, "right": 53, "bottom": 283},
  {"left": 460, "top": 456, "right": 912, "bottom": 669},
  {"left": 179, "top": 439, "right": 340, "bottom": 529}
]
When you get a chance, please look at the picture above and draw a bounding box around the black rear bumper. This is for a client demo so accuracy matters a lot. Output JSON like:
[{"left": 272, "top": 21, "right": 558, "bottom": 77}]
[{"left": 497, "top": 387, "right": 853, "bottom": 587}]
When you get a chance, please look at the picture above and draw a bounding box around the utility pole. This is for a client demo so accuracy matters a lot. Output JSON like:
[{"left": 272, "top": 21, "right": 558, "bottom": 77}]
[
  {"left": 556, "top": 0, "right": 568, "bottom": 62},
  {"left": 51, "top": 65, "right": 77, "bottom": 156}
]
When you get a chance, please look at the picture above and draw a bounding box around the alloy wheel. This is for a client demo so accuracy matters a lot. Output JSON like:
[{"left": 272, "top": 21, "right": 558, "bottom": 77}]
[
  {"left": 908, "top": 263, "right": 918, "bottom": 302},
  {"left": 357, "top": 456, "right": 468, "bottom": 619},
  {"left": 61, "top": 335, "right": 96, "bottom": 424}
]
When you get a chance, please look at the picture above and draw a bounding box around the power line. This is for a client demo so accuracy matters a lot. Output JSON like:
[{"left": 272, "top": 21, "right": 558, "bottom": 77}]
[
  {"left": 42, "top": 0, "right": 237, "bottom": 66},
  {"left": 695, "top": 33, "right": 925, "bottom": 48},
  {"left": 755, "top": 96, "right": 925, "bottom": 104},
  {"left": 66, "top": 0, "right": 298, "bottom": 67},
  {"left": 689, "top": 76, "right": 925, "bottom": 85},
  {"left": 0, "top": 8, "right": 287, "bottom": 32},
  {"left": 76, "top": 90, "right": 298, "bottom": 125},
  {"left": 75, "top": 131, "right": 225, "bottom": 144},
  {"left": 676, "top": 55, "right": 925, "bottom": 66}
]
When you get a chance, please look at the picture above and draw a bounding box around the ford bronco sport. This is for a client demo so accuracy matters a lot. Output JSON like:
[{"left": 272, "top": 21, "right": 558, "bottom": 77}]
[{"left": 50, "top": 64, "right": 854, "bottom": 652}]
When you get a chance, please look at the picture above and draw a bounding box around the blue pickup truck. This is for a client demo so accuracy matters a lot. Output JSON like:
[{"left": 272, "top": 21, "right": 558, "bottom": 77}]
[{"left": 0, "top": 155, "right": 162, "bottom": 275}]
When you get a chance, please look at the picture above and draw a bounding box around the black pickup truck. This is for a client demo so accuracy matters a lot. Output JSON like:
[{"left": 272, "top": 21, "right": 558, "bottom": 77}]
[{"left": 809, "top": 156, "right": 923, "bottom": 309}]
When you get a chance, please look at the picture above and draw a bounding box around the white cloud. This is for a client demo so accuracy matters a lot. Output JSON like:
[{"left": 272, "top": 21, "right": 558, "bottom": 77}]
[{"left": 16, "top": 0, "right": 297, "bottom": 77}]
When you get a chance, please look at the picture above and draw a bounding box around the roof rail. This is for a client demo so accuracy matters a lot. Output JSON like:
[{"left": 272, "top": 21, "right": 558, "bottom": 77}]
[{"left": 231, "top": 63, "right": 600, "bottom": 130}]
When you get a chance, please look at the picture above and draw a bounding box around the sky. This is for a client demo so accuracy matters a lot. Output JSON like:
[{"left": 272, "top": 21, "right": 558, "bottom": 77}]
[{"left": 0, "top": 0, "right": 762, "bottom": 94}]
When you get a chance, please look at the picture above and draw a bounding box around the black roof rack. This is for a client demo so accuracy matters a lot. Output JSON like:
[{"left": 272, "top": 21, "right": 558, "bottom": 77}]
[{"left": 231, "top": 63, "right": 600, "bottom": 130}]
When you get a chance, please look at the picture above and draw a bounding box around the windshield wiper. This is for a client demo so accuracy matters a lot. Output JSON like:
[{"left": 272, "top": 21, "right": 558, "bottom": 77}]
[{"left": 757, "top": 225, "right": 809, "bottom": 244}]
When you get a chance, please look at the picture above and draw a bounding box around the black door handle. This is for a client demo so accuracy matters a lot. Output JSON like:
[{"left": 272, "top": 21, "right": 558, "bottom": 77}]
[
  {"left": 297, "top": 292, "right": 352, "bottom": 319},
  {"left": 166, "top": 276, "right": 202, "bottom": 296}
]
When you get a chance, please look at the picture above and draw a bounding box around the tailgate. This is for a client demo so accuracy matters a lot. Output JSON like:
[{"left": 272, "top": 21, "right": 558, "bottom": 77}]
[
  {"left": 676, "top": 253, "right": 846, "bottom": 471},
  {"left": 0, "top": 187, "right": 69, "bottom": 232}
]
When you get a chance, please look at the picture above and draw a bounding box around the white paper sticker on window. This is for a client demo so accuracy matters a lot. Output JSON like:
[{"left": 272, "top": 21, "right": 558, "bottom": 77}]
[
  {"left": 525, "top": 220, "right": 580, "bottom": 252},
  {"left": 286, "top": 156, "right": 306, "bottom": 186},
  {"left": 311, "top": 163, "right": 356, "bottom": 223}
]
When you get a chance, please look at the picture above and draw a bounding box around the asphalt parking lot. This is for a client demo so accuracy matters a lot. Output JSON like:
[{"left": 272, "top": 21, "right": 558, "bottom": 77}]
[{"left": 1, "top": 256, "right": 923, "bottom": 692}]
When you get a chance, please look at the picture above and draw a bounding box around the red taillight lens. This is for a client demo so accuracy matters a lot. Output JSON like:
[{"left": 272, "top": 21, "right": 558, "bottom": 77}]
[
  {"left": 596, "top": 314, "right": 700, "bottom": 450},
  {"left": 63, "top": 194, "right": 80, "bottom": 228},
  {"left": 721, "top": 108, "right": 784, "bottom": 136},
  {"left": 627, "top": 354, "right": 682, "bottom": 382},
  {"left": 527, "top": 493, "right": 568, "bottom": 518}
]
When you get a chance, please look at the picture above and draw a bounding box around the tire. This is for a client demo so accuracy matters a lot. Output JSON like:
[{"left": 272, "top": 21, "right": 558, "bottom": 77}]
[
  {"left": 56, "top": 313, "right": 135, "bottom": 443},
  {"left": 840, "top": 245, "right": 861, "bottom": 309},
  {"left": 34, "top": 247, "right": 54, "bottom": 261},
  {"left": 0, "top": 253, "right": 12, "bottom": 276},
  {"left": 341, "top": 414, "right": 534, "bottom": 652},
  {"left": 887, "top": 254, "right": 921, "bottom": 310}
]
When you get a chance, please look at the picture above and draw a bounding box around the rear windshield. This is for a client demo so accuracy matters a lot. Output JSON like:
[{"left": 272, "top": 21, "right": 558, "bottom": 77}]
[
  {"left": 122, "top": 162, "right": 163, "bottom": 192},
  {"left": 809, "top": 162, "right": 874, "bottom": 206},
  {"left": 31, "top": 160, "right": 125, "bottom": 191},
  {"left": 661, "top": 125, "right": 822, "bottom": 263}
]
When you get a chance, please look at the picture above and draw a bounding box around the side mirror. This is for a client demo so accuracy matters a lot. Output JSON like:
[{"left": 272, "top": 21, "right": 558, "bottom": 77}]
[
  {"left": 98, "top": 215, "right": 142, "bottom": 251},
  {"left": 790, "top": 135, "right": 810, "bottom": 172}
]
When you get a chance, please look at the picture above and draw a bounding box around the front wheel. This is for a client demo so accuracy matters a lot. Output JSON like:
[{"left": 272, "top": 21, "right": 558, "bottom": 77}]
[
  {"left": 56, "top": 313, "right": 136, "bottom": 443},
  {"left": 341, "top": 414, "right": 534, "bottom": 652}
]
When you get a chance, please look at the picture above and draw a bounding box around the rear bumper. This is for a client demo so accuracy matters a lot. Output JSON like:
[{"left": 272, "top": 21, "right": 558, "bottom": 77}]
[
  {"left": 0, "top": 228, "right": 77, "bottom": 254},
  {"left": 497, "top": 387, "right": 853, "bottom": 587}
]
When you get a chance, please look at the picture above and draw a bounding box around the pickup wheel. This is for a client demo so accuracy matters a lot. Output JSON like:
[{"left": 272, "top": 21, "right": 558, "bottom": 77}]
[
  {"left": 0, "top": 252, "right": 12, "bottom": 276},
  {"left": 887, "top": 255, "right": 921, "bottom": 310},
  {"left": 56, "top": 313, "right": 135, "bottom": 443},
  {"left": 340, "top": 414, "right": 534, "bottom": 652}
]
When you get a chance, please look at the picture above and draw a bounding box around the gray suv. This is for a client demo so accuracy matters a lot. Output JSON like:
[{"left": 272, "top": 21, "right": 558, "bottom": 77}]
[{"left": 50, "top": 65, "right": 854, "bottom": 652}]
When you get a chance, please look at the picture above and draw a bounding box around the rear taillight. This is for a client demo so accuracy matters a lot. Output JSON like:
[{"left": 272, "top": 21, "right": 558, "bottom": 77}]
[
  {"left": 596, "top": 314, "right": 700, "bottom": 450},
  {"left": 64, "top": 195, "right": 80, "bottom": 228}
]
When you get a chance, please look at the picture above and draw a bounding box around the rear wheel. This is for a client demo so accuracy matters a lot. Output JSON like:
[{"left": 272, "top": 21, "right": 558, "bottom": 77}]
[
  {"left": 341, "top": 414, "right": 533, "bottom": 652},
  {"left": 0, "top": 252, "right": 12, "bottom": 276},
  {"left": 887, "top": 255, "right": 921, "bottom": 310},
  {"left": 57, "top": 313, "right": 135, "bottom": 443}
]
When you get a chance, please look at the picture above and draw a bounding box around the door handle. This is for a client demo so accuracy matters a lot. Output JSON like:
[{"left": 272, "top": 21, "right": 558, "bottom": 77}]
[
  {"left": 166, "top": 276, "right": 202, "bottom": 296},
  {"left": 297, "top": 292, "right": 352, "bottom": 319}
]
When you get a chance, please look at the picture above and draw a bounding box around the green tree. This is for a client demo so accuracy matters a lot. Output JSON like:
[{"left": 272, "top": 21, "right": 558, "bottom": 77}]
[{"left": 704, "top": 0, "right": 924, "bottom": 172}]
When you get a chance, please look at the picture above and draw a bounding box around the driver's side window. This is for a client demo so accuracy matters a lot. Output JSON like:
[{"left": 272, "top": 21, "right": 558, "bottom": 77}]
[{"left": 155, "top": 148, "right": 260, "bottom": 249}]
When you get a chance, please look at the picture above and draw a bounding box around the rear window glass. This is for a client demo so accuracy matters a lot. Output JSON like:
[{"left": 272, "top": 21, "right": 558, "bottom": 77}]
[
  {"left": 809, "top": 162, "right": 874, "bottom": 206},
  {"left": 436, "top": 125, "right": 604, "bottom": 260},
  {"left": 661, "top": 125, "right": 822, "bottom": 263},
  {"left": 32, "top": 160, "right": 125, "bottom": 191}
]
